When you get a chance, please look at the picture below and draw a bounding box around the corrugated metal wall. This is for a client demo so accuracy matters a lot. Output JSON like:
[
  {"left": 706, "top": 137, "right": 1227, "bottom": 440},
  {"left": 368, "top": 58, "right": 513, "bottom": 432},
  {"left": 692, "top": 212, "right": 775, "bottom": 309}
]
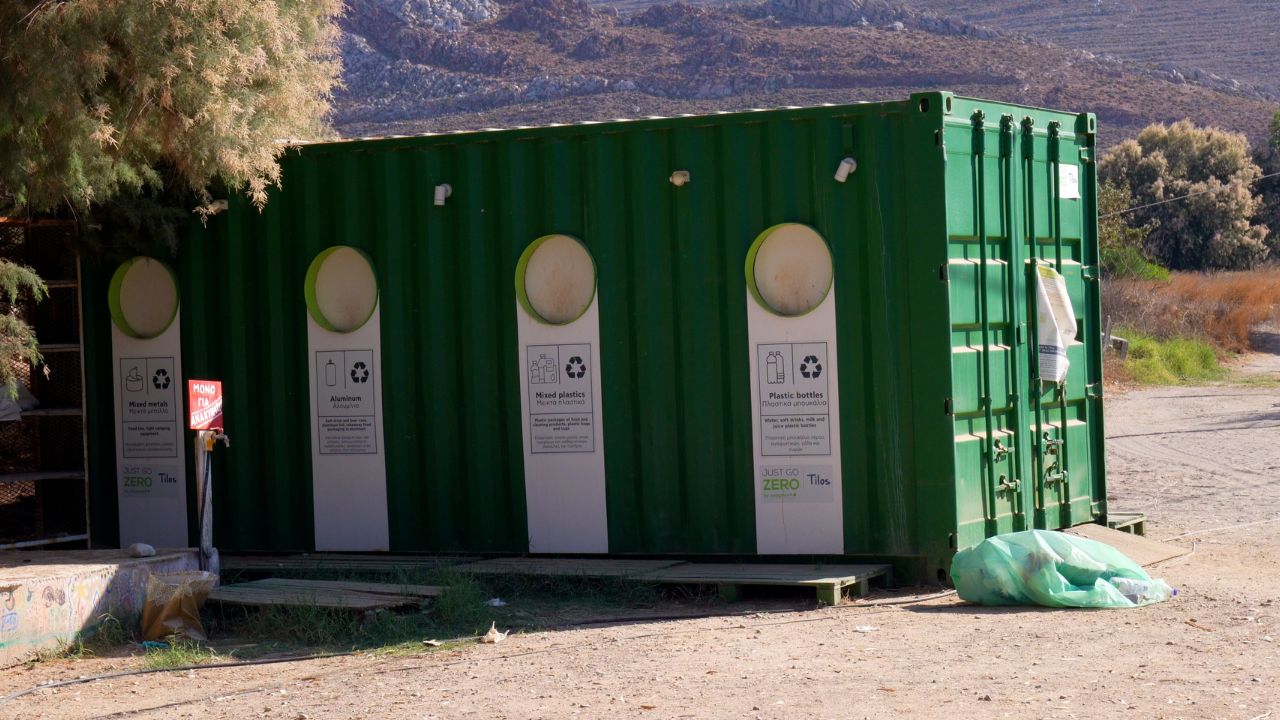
[{"left": 82, "top": 92, "right": 1104, "bottom": 578}]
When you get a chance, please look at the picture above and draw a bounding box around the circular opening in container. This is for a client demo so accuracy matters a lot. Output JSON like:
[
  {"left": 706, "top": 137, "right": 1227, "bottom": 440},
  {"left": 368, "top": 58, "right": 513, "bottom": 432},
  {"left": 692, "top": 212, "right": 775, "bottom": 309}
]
[
  {"left": 305, "top": 246, "right": 379, "bottom": 333},
  {"left": 746, "top": 224, "right": 834, "bottom": 317},
  {"left": 516, "top": 234, "right": 597, "bottom": 325},
  {"left": 108, "top": 257, "right": 179, "bottom": 339}
]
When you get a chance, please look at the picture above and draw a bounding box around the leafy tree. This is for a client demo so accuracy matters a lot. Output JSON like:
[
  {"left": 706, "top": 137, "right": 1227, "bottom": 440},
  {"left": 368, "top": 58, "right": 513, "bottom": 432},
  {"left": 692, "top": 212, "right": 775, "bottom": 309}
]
[
  {"left": 1252, "top": 109, "right": 1280, "bottom": 260},
  {"left": 1099, "top": 120, "right": 1269, "bottom": 271},
  {"left": 0, "top": 0, "right": 342, "bottom": 395},
  {"left": 0, "top": 259, "right": 45, "bottom": 397},
  {"left": 1097, "top": 180, "right": 1166, "bottom": 280}
]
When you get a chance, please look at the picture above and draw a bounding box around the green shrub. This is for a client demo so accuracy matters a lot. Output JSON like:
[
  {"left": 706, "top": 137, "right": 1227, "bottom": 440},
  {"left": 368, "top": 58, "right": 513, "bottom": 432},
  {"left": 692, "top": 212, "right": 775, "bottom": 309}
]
[
  {"left": 1101, "top": 245, "right": 1170, "bottom": 281},
  {"left": 1120, "top": 329, "right": 1223, "bottom": 384}
]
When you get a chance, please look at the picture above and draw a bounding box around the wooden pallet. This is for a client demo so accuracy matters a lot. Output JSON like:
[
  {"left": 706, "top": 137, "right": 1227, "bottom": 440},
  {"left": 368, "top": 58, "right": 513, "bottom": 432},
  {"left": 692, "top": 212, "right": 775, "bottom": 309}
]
[
  {"left": 221, "top": 554, "right": 478, "bottom": 574},
  {"left": 1106, "top": 512, "right": 1147, "bottom": 536},
  {"left": 460, "top": 558, "right": 890, "bottom": 605},
  {"left": 635, "top": 563, "right": 892, "bottom": 606},
  {"left": 209, "top": 577, "right": 443, "bottom": 610},
  {"left": 461, "top": 557, "right": 686, "bottom": 578},
  {"left": 1065, "top": 523, "right": 1189, "bottom": 567}
]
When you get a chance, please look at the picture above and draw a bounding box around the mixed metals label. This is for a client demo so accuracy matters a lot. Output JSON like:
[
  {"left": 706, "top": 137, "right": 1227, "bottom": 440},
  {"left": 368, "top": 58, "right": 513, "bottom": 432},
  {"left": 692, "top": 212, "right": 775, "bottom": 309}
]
[
  {"left": 118, "top": 357, "right": 182, "bottom": 502},
  {"left": 118, "top": 356, "right": 180, "bottom": 460}
]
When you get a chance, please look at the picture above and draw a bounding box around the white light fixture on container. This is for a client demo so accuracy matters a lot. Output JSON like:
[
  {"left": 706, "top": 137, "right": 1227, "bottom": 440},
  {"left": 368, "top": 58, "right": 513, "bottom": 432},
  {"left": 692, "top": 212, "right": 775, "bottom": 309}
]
[
  {"left": 434, "top": 183, "right": 453, "bottom": 206},
  {"left": 834, "top": 157, "right": 857, "bottom": 183}
]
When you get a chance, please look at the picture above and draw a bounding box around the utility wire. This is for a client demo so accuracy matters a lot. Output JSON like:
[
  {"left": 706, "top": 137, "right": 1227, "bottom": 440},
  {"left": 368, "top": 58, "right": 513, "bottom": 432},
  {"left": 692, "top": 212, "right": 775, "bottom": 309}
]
[{"left": 1101, "top": 170, "right": 1280, "bottom": 218}]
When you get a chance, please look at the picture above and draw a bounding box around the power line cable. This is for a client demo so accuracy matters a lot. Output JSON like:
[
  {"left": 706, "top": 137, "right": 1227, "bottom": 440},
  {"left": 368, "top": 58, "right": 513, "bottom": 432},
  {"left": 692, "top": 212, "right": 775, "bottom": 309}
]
[{"left": 1101, "top": 170, "right": 1280, "bottom": 218}]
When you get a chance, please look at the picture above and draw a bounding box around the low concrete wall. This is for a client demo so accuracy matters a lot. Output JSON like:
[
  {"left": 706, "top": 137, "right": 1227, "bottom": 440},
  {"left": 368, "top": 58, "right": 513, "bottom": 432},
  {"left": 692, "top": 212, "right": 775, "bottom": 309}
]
[{"left": 0, "top": 549, "right": 199, "bottom": 667}]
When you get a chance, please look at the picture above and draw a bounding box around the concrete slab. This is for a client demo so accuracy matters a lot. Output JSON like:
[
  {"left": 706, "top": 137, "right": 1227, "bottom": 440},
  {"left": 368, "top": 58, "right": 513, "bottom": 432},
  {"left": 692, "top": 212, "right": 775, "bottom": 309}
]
[{"left": 0, "top": 548, "right": 199, "bottom": 667}]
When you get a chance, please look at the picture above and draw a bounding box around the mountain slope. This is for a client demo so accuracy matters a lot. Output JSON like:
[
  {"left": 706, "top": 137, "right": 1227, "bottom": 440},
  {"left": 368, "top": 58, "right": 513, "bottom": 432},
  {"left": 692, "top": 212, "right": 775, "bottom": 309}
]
[
  {"left": 916, "top": 0, "right": 1280, "bottom": 101},
  {"left": 332, "top": 0, "right": 1278, "bottom": 145}
]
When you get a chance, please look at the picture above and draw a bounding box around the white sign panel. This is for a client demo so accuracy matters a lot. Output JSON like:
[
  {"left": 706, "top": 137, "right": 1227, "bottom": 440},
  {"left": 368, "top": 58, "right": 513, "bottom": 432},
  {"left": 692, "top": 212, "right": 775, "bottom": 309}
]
[
  {"left": 314, "top": 349, "right": 378, "bottom": 455},
  {"left": 515, "top": 235, "right": 607, "bottom": 553},
  {"left": 746, "top": 225, "right": 844, "bottom": 554},
  {"left": 526, "top": 344, "right": 596, "bottom": 454},
  {"left": 119, "top": 356, "right": 181, "bottom": 459},
  {"left": 757, "top": 342, "right": 832, "bottom": 457},
  {"left": 109, "top": 258, "right": 188, "bottom": 547},
  {"left": 305, "top": 247, "right": 389, "bottom": 551},
  {"left": 1058, "top": 163, "right": 1081, "bottom": 200}
]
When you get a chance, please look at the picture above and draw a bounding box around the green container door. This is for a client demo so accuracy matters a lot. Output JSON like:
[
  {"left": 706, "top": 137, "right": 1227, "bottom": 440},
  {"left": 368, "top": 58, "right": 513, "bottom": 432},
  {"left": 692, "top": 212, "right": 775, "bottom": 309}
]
[{"left": 944, "top": 98, "right": 1105, "bottom": 558}]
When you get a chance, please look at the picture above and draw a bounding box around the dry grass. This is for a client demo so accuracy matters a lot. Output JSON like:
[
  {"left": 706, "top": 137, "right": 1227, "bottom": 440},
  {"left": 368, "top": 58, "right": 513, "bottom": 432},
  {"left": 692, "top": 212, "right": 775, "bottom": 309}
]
[
  {"left": 1102, "top": 350, "right": 1134, "bottom": 391},
  {"left": 1101, "top": 268, "right": 1280, "bottom": 353}
]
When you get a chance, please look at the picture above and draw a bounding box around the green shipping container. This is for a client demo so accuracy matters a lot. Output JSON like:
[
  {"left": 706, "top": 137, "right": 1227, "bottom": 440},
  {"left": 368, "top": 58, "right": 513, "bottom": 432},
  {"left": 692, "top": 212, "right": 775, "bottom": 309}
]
[{"left": 81, "top": 91, "right": 1106, "bottom": 582}]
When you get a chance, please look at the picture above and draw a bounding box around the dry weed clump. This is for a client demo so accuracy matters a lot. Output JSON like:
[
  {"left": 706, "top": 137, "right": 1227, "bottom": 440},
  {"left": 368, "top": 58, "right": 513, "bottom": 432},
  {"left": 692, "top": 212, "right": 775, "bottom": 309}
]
[{"left": 1101, "top": 268, "right": 1280, "bottom": 353}]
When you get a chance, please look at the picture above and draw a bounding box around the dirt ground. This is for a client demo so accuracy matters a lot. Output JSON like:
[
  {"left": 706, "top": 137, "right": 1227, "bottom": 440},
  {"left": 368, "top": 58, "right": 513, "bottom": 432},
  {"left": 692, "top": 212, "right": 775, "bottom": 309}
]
[{"left": 3, "top": 352, "right": 1278, "bottom": 719}]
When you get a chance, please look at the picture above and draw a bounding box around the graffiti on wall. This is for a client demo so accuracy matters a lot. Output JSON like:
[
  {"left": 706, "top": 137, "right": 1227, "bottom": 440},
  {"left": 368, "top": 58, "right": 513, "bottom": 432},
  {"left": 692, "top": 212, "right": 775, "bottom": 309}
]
[{"left": 0, "top": 552, "right": 198, "bottom": 666}]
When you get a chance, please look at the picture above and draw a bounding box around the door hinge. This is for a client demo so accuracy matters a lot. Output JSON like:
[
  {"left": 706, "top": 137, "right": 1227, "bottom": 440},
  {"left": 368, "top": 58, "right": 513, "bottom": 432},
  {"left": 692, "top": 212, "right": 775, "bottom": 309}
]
[
  {"left": 1086, "top": 382, "right": 1103, "bottom": 400},
  {"left": 1082, "top": 265, "right": 1099, "bottom": 281},
  {"left": 943, "top": 397, "right": 953, "bottom": 416}
]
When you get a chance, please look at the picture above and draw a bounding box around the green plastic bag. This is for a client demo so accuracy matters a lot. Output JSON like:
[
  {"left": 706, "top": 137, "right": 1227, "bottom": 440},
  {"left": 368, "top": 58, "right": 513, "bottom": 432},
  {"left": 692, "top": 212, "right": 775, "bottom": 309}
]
[{"left": 950, "top": 530, "right": 1175, "bottom": 608}]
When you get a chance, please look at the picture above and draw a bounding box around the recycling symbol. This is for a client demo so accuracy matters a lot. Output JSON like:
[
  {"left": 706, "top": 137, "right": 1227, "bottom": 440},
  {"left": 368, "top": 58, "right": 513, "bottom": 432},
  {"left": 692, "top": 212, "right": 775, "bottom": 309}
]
[
  {"left": 565, "top": 356, "right": 586, "bottom": 380},
  {"left": 799, "top": 355, "right": 822, "bottom": 379},
  {"left": 151, "top": 368, "right": 170, "bottom": 390},
  {"left": 350, "top": 361, "right": 370, "bottom": 384}
]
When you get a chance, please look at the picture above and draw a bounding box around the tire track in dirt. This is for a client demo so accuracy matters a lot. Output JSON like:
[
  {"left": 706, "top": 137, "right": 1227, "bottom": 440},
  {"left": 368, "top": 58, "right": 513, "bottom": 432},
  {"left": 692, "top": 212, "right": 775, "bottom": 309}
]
[{"left": 1106, "top": 383, "right": 1280, "bottom": 532}]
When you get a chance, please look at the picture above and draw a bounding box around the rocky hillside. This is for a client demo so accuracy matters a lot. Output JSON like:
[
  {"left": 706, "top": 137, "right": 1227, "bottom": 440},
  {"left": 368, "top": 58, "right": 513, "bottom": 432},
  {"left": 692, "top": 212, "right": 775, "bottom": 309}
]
[
  {"left": 332, "top": 0, "right": 1279, "bottom": 145},
  {"left": 915, "top": 0, "right": 1280, "bottom": 103}
]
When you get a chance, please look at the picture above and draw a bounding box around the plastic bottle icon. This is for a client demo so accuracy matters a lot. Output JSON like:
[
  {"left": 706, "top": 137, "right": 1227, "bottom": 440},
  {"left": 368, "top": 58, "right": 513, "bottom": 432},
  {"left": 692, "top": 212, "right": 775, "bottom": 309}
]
[
  {"left": 766, "top": 351, "right": 784, "bottom": 384},
  {"left": 325, "top": 359, "right": 337, "bottom": 386}
]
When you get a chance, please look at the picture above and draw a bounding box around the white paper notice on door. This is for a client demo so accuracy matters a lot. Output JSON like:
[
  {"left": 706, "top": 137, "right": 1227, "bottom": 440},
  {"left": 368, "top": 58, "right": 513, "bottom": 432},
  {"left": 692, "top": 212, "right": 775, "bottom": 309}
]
[{"left": 1035, "top": 264, "right": 1077, "bottom": 384}]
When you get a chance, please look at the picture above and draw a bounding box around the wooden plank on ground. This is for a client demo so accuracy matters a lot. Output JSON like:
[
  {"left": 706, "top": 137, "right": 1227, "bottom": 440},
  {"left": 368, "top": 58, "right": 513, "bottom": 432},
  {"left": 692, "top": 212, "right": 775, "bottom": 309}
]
[
  {"left": 1065, "top": 523, "right": 1191, "bottom": 566},
  {"left": 460, "top": 558, "right": 687, "bottom": 578},
  {"left": 249, "top": 578, "right": 444, "bottom": 598},
  {"left": 221, "top": 554, "right": 478, "bottom": 573},
  {"left": 208, "top": 578, "right": 428, "bottom": 610},
  {"left": 634, "top": 563, "right": 889, "bottom": 587}
]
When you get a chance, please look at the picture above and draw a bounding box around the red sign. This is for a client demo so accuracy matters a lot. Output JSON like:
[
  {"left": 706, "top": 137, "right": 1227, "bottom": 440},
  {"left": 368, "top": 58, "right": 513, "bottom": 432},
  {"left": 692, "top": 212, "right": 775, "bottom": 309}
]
[{"left": 188, "top": 380, "right": 224, "bottom": 431}]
